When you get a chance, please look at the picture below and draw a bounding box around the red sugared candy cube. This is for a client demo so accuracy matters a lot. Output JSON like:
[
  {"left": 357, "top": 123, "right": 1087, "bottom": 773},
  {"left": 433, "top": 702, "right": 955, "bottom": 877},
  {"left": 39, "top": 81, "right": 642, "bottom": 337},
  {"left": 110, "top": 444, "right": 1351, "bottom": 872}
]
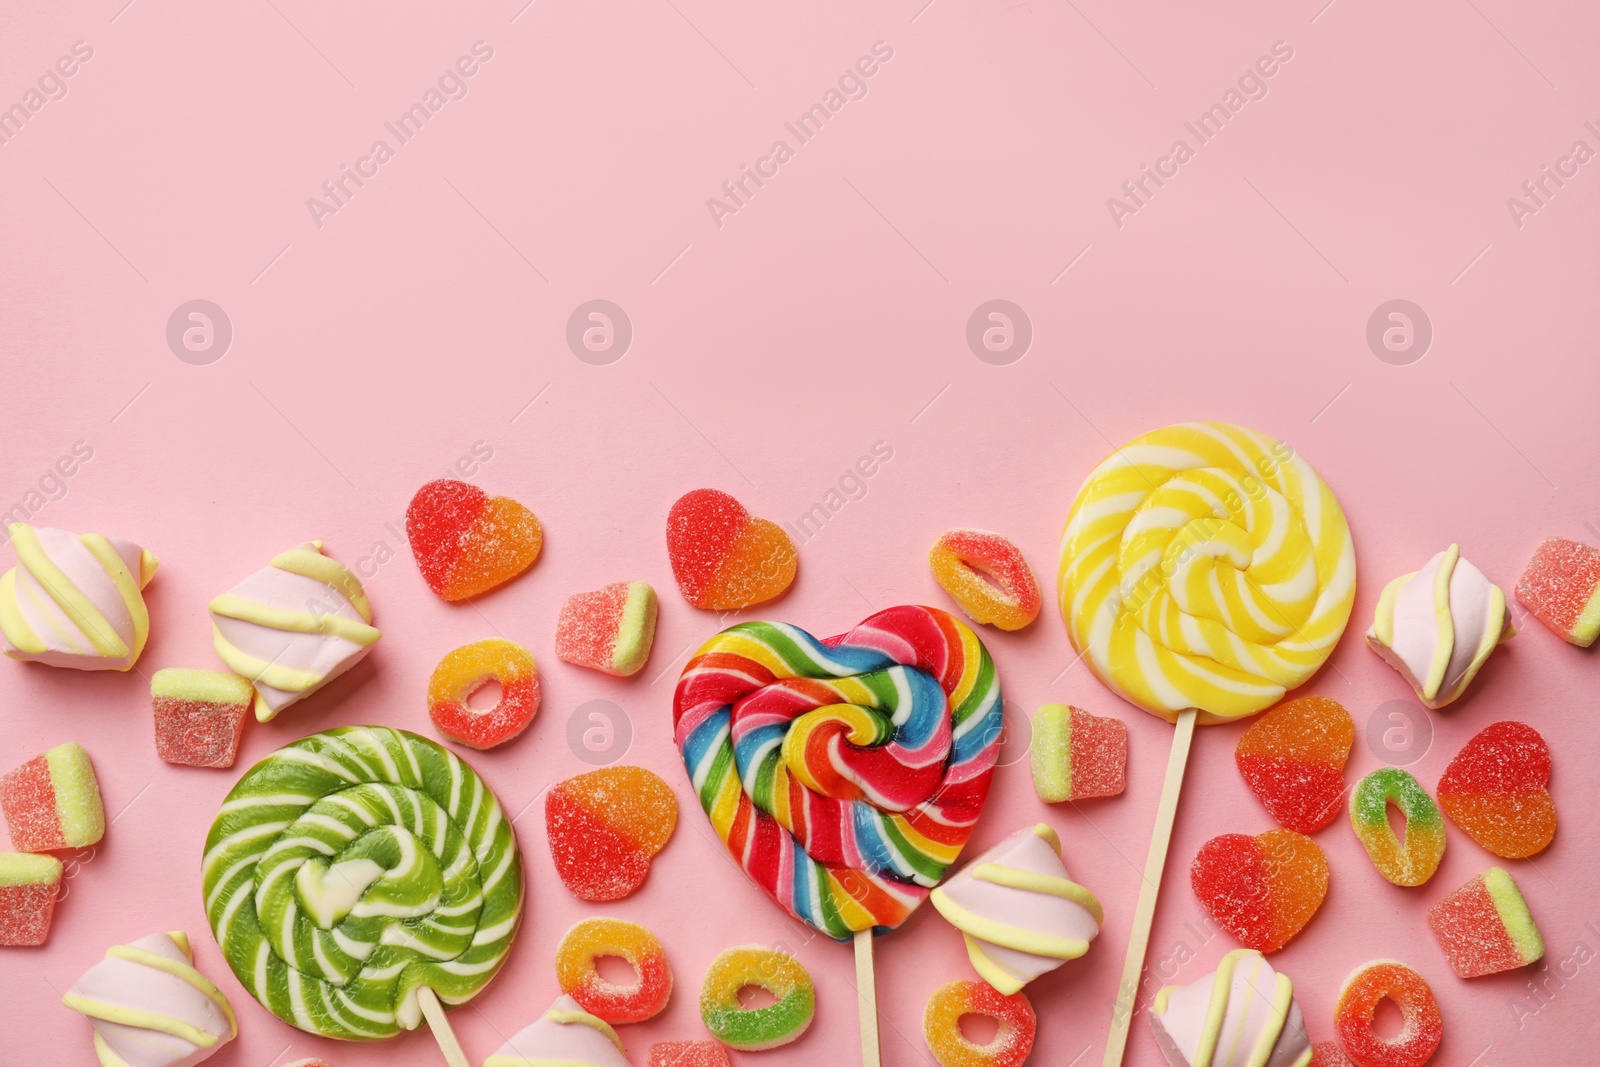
[
  {"left": 649, "top": 1041, "right": 732, "bottom": 1067},
  {"left": 556, "top": 581, "right": 658, "bottom": 677},
  {"left": 151, "top": 669, "right": 253, "bottom": 768},
  {"left": 1516, "top": 536, "right": 1600, "bottom": 646},
  {"left": 1, "top": 742, "right": 104, "bottom": 851},
  {"left": 0, "top": 852, "right": 63, "bottom": 946},
  {"left": 1428, "top": 866, "right": 1545, "bottom": 978}
]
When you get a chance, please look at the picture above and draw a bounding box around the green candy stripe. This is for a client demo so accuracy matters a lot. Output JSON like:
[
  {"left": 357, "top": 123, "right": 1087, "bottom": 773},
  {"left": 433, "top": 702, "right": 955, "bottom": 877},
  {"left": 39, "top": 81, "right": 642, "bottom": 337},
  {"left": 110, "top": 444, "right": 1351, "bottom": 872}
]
[{"left": 202, "top": 726, "right": 523, "bottom": 1040}]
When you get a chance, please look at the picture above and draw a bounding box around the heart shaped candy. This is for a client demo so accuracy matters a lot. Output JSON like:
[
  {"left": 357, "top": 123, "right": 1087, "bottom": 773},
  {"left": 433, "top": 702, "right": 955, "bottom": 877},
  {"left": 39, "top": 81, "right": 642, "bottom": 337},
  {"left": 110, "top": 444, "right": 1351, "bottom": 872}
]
[
  {"left": 672, "top": 604, "right": 1003, "bottom": 938},
  {"left": 666, "top": 488, "right": 796, "bottom": 610},
  {"left": 406, "top": 479, "right": 542, "bottom": 601},
  {"left": 545, "top": 767, "right": 678, "bottom": 902},
  {"left": 1437, "top": 720, "right": 1556, "bottom": 858},
  {"left": 1190, "top": 830, "right": 1328, "bottom": 953},
  {"left": 1235, "top": 696, "right": 1353, "bottom": 833}
]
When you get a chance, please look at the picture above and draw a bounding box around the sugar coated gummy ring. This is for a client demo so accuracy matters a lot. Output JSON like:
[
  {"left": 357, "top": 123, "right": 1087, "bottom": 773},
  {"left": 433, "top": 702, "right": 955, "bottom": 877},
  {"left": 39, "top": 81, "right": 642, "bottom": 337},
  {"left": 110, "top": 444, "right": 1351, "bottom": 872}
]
[
  {"left": 556, "top": 917, "right": 673, "bottom": 1024},
  {"left": 1349, "top": 768, "right": 1446, "bottom": 887},
  {"left": 928, "top": 529, "right": 1042, "bottom": 631},
  {"left": 699, "top": 945, "right": 815, "bottom": 1050},
  {"left": 427, "top": 638, "right": 541, "bottom": 750},
  {"left": 1058, "top": 422, "right": 1356, "bottom": 723},
  {"left": 922, "top": 979, "right": 1037, "bottom": 1067},
  {"left": 672, "top": 604, "right": 1003, "bottom": 938},
  {"left": 203, "top": 726, "right": 524, "bottom": 1039},
  {"left": 1334, "top": 960, "right": 1442, "bottom": 1067}
]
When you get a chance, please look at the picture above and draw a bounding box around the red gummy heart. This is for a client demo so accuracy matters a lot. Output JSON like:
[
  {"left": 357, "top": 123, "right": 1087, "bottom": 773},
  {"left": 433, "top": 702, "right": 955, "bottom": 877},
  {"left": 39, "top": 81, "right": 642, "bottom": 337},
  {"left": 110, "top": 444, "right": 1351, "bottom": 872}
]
[
  {"left": 406, "top": 479, "right": 542, "bottom": 601},
  {"left": 545, "top": 767, "right": 678, "bottom": 902},
  {"left": 1437, "top": 720, "right": 1556, "bottom": 858},
  {"left": 1190, "top": 830, "right": 1328, "bottom": 953},
  {"left": 1234, "top": 696, "right": 1353, "bottom": 833},
  {"left": 666, "top": 489, "right": 796, "bottom": 610}
]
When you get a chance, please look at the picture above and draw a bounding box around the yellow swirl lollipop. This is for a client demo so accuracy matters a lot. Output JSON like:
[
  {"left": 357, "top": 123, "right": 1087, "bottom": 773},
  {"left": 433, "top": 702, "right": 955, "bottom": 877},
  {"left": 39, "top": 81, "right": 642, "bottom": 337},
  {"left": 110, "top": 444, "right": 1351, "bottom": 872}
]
[
  {"left": 1059, "top": 421, "right": 1355, "bottom": 724},
  {"left": 1060, "top": 422, "right": 1355, "bottom": 1067}
]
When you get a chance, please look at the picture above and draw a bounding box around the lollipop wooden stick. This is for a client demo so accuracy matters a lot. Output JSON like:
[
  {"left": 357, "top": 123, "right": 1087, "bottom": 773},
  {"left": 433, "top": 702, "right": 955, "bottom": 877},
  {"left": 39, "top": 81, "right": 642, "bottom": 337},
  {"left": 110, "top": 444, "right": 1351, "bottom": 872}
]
[
  {"left": 419, "top": 986, "right": 470, "bottom": 1067},
  {"left": 1101, "top": 708, "right": 1196, "bottom": 1067},
  {"left": 855, "top": 930, "right": 882, "bottom": 1067}
]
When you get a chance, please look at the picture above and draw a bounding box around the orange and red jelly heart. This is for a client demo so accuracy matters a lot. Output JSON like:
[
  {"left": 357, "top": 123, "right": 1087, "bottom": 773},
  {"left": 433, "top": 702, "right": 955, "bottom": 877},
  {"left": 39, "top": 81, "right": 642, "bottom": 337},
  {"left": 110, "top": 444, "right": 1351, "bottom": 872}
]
[
  {"left": 1235, "top": 696, "right": 1353, "bottom": 833},
  {"left": 1437, "top": 720, "right": 1556, "bottom": 858},
  {"left": 666, "top": 489, "right": 796, "bottom": 610},
  {"left": 545, "top": 766, "right": 678, "bottom": 901},
  {"left": 1190, "top": 829, "right": 1329, "bottom": 953},
  {"left": 406, "top": 479, "right": 542, "bottom": 601}
]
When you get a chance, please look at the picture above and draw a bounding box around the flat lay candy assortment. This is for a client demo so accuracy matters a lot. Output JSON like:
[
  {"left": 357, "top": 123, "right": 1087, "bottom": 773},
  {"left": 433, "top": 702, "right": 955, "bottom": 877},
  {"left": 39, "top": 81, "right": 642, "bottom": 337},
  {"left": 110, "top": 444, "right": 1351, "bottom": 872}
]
[{"left": 0, "top": 424, "right": 1589, "bottom": 1067}]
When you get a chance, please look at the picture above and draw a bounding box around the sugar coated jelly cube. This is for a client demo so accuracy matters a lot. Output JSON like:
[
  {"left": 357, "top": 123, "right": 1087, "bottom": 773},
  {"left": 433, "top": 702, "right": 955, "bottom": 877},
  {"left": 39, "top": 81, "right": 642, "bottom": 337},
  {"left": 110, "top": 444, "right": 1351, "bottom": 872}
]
[
  {"left": 1428, "top": 866, "right": 1544, "bottom": 978},
  {"left": 0, "top": 852, "right": 63, "bottom": 946},
  {"left": 1030, "top": 704, "right": 1127, "bottom": 803},
  {"left": 1, "top": 742, "right": 104, "bottom": 851},
  {"left": 151, "top": 668, "right": 253, "bottom": 769},
  {"left": 648, "top": 1041, "right": 731, "bottom": 1067},
  {"left": 1516, "top": 536, "right": 1600, "bottom": 646},
  {"left": 556, "top": 581, "right": 658, "bottom": 677}
]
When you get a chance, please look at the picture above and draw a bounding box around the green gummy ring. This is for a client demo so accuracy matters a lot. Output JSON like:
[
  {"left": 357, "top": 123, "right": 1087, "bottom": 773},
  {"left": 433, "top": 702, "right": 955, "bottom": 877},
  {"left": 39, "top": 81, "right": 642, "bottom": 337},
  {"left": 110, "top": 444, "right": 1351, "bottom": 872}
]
[
  {"left": 202, "top": 726, "right": 524, "bottom": 1039},
  {"left": 699, "top": 945, "right": 816, "bottom": 1050}
]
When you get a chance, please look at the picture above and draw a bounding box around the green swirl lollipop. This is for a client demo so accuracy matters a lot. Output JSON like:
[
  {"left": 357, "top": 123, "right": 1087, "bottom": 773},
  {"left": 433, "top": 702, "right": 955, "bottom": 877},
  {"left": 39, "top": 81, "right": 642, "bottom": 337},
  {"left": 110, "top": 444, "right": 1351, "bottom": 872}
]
[{"left": 203, "top": 726, "right": 523, "bottom": 1041}]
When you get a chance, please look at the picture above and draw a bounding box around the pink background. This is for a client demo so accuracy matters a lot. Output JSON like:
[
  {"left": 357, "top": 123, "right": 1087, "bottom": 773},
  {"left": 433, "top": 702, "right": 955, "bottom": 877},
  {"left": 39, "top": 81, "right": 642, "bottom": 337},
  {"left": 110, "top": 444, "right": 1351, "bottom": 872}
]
[{"left": 3, "top": 0, "right": 1599, "bottom": 1064}]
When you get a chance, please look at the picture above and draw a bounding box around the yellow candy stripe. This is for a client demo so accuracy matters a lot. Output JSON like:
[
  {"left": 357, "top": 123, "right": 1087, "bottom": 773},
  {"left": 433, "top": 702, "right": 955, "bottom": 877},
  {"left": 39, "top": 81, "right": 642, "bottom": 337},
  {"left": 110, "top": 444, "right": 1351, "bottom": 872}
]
[
  {"left": 63, "top": 936, "right": 237, "bottom": 1055},
  {"left": 80, "top": 534, "right": 152, "bottom": 666},
  {"left": 273, "top": 544, "right": 375, "bottom": 623},
  {"left": 1, "top": 525, "right": 155, "bottom": 667},
  {"left": 1058, "top": 423, "right": 1355, "bottom": 724},
  {"left": 208, "top": 545, "right": 380, "bottom": 706}
]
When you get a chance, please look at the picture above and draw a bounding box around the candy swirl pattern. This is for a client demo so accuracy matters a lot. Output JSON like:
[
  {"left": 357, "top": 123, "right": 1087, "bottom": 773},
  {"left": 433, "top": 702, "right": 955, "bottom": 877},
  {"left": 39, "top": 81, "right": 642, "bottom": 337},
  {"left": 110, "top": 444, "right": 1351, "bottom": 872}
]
[
  {"left": 202, "top": 726, "right": 523, "bottom": 1040},
  {"left": 1058, "top": 422, "right": 1355, "bottom": 724},
  {"left": 673, "top": 604, "right": 1002, "bottom": 939}
]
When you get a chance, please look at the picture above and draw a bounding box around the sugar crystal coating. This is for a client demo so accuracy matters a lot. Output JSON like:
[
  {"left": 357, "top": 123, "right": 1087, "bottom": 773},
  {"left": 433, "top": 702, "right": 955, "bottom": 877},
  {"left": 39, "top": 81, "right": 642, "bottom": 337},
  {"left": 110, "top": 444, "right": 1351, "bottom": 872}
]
[
  {"left": 699, "top": 945, "right": 814, "bottom": 1050},
  {"left": 1349, "top": 768, "right": 1445, "bottom": 887},
  {"left": 556, "top": 581, "right": 658, "bottom": 676},
  {"left": 1030, "top": 703, "right": 1127, "bottom": 802},
  {"left": 406, "top": 480, "right": 542, "bottom": 601},
  {"left": 1333, "top": 960, "right": 1441, "bottom": 1067},
  {"left": 648, "top": 1040, "right": 731, "bottom": 1067},
  {"left": 0, "top": 851, "right": 63, "bottom": 945},
  {"left": 1235, "top": 695, "right": 1353, "bottom": 833},
  {"left": 1515, "top": 535, "right": 1600, "bottom": 645},
  {"left": 922, "top": 979, "right": 1036, "bottom": 1067},
  {"left": 1428, "top": 866, "right": 1544, "bottom": 978},
  {"left": 151, "top": 668, "right": 253, "bottom": 769},
  {"left": 1, "top": 741, "right": 104, "bottom": 851},
  {"left": 1436, "top": 720, "right": 1555, "bottom": 858},
  {"left": 666, "top": 489, "right": 795, "bottom": 610},
  {"left": 555, "top": 917, "right": 672, "bottom": 1023},
  {"left": 427, "top": 638, "right": 540, "bottom": 749},
  {"left": 1190, "top": 830, "right": 1328, "bottom": 953},
  {"left": 545, "top": 767, "right": 677, "bottom": 901},
  {"left": 1311, "top": 1040, "right": 1356, "bottom": 1066},
  {"left": 928, "top": 529, "right": 1042, "bottom": 631}
]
